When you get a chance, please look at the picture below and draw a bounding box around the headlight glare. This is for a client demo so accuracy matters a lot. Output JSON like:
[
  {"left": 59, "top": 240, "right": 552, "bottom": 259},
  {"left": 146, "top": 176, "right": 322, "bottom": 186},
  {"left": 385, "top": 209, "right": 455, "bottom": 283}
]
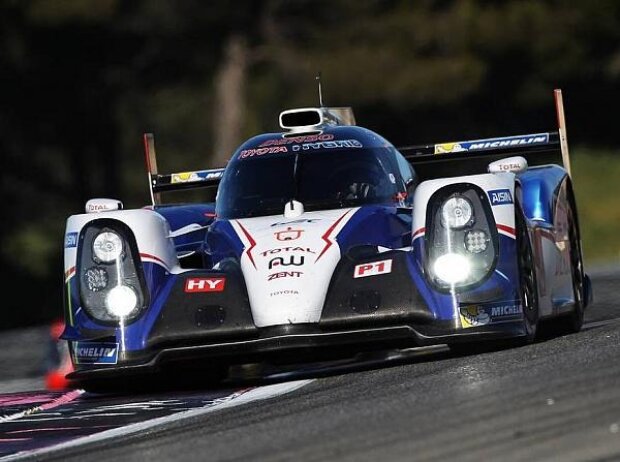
[
  {"left": 433, "top": 253, "right": 471, "bottom": 284},
  {"left": 105, "top": 285, "right": 138, "bottom": 318}
]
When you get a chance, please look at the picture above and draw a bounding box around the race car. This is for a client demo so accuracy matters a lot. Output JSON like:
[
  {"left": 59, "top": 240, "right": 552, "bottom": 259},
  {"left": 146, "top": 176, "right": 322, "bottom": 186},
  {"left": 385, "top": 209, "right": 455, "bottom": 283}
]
[{"left": 62, "top": 89, "right": 592, "bottom": 390}]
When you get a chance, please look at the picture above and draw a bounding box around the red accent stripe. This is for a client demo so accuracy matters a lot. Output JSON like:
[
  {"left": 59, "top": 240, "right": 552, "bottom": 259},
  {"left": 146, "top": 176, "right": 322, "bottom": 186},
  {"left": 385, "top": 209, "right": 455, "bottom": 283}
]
[
  {"left": 412, "top": 227, "right": 426, "bottom": 240},
  {"left": 316, "top": 210, "right": 352, "bottom": 262},
  {"left": 140, "top": 252, "right": 168, "bottom": 267},
  {"left": 235, "top": 221, "right": 257, "bottom": 269},
  {"left": 64, "top": 267, "right": 76, "bottom": 280},
  {"left": 496, "top": 224, "right": 516, "bottom": 236}
]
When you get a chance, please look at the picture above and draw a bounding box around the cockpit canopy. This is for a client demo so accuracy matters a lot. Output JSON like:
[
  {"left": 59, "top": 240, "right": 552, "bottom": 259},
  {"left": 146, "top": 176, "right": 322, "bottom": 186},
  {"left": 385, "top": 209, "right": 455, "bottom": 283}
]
[{"left": 215, "top": 126, "right": 415, "bottom": 219}]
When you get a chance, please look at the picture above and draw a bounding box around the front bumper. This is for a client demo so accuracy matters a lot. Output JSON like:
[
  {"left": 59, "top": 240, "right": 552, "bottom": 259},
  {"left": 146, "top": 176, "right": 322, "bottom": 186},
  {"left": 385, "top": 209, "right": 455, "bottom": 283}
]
[{"left": 67, "top": 320, "right": 524, "bottom": 381}]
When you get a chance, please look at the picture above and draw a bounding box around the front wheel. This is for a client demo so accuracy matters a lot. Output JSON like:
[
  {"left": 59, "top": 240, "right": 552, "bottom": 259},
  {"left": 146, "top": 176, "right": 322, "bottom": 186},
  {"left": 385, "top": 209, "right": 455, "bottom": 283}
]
[
  {"left": 544, "top": 200, "right": 585, "bottom": 336},
  {"left": 516, "top": 200, "right": 539, "bottom": 344}
]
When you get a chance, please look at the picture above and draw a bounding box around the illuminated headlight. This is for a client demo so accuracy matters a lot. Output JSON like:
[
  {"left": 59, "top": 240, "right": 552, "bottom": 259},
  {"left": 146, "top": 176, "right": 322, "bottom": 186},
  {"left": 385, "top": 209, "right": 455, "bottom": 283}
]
[
  {"left": 465, "top": 229, "right": 489, "bottom": 253},
  {"left": 93, "top": 231, "right": 123, "bottom": 263},
  {"left": 105, "top": 285, "right": 138, "bottom": 318},
  {"left": 441, "top": 197, "right": 473, "bottom": 229},
  {"left": 83, "top": 267, "right": 109, "bottom": 292},
  {"left": 433, "top": 253, "right": 471, "bottom": 284}
]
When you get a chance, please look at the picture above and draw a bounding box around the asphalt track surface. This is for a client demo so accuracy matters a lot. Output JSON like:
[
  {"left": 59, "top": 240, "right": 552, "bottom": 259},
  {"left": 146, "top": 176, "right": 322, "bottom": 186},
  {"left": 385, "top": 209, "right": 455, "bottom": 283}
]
[{"left": 1, "top": 264, "right": 620, "bottom": 462}]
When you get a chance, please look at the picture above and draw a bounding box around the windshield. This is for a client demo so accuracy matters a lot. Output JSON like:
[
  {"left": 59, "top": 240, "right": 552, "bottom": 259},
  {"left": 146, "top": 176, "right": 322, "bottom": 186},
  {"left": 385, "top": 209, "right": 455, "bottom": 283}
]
[{"left": 216, "top": 147, "right": 404, "bottom": 219}]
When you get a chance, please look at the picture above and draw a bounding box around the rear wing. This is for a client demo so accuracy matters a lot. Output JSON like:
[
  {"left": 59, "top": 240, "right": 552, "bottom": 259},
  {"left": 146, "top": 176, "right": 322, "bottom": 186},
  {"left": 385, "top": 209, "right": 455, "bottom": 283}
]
[
  {"left": 143, "top": 133, "right": 224, "bottom": 206},
  {"left": 399, "top": 89, "right": 572, "bottom": 180}
]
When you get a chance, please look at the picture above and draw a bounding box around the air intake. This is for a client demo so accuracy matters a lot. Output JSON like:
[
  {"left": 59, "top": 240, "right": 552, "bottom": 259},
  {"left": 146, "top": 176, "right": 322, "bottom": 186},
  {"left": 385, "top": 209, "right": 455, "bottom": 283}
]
[{"left": 279, "top": 107, "right": 356, "bottom": 134}]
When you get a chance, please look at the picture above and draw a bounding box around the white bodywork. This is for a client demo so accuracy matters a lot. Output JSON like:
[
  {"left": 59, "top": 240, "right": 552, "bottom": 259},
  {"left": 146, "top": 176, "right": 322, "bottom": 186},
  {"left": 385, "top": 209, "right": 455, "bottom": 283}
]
[
  {"left": 230, "top": 208, "right": 358, "bottom": 327},
  {"left": 412, "top": 173, "right": 517, "bottom": 240},
  {"left": 64, "top": 209, "right": 182, "bottom": 281},
  {"left": 412, "top": 172, "right": 574, "bottom": 318}
]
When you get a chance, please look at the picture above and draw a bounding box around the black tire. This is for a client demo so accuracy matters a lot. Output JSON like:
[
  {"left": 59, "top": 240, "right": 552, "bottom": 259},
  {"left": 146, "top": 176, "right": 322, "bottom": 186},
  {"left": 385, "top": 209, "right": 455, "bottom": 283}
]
[
  {"left": 515, "top": 199, "right": 539, "bottom": 344},
  {"left": 449, "top": 198, "right": 538, "bottom": 354},
  {"left": 546, "top": 199, "right": 585, "bottom": 335}
]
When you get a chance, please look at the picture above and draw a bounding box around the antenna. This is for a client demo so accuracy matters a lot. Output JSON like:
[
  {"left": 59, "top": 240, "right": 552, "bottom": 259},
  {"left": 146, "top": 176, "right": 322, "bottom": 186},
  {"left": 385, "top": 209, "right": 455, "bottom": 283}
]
[{"left": 316, "top": 71, "right": 324, "bottom": 107}]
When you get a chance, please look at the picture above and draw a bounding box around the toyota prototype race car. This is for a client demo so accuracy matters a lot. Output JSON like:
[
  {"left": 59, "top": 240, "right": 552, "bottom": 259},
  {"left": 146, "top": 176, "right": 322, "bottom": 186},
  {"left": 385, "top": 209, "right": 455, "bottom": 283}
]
[{"left": 62, "top": 89, "right": 592, "bottom": 391}]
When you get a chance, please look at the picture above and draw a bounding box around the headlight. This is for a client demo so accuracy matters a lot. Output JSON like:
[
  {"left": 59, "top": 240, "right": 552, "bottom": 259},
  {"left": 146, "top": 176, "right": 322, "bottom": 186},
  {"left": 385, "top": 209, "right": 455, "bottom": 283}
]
[
  {"left": 93, "top": 231, "right": 123, "bottom": 262},
  {"left": 425, "top": 185, "right": 498, "bottom": 292},
  {"left": 105, "top": 285, "right": 138, "bottom": 318},
  {"left": 433, "top": 253, "right": 471, "bottom": 284},
  {"left": 441, "top": 196, "right": 473, "bottom": 229},
  {"left": 83, "top": 267, "right": 109, "bottom": 292},
  {"left": 465, "top": 229, "right": 489, "bottom": 253},
  {"left": 78, "top": 220, "right": 148, "bottom": 325}
]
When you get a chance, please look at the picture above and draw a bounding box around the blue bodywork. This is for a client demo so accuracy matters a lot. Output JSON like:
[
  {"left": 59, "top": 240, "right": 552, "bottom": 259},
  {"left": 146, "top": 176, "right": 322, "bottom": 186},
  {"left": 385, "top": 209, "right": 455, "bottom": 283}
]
[{"left": 62, "top": 121, "right": 587, "bottom": 382}]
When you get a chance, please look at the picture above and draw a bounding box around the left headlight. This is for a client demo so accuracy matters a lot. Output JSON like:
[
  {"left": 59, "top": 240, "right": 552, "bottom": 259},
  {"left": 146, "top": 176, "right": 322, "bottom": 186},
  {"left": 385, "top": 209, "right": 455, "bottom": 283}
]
[
  {"left": 425, "top": 185, "right": 498, "bottom": 291},
  {"left": 93, "top": 231, "right": 123, "bottom": 263},
  {"left": 78, "top": 221, "right": 148, "bottom": 324}
]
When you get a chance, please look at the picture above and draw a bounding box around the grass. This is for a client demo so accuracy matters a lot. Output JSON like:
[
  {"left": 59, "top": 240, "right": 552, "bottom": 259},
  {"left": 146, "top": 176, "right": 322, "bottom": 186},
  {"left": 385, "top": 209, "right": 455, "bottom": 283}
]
[{"left": 570, "top": 148, "right": 620, "bottom": 267}]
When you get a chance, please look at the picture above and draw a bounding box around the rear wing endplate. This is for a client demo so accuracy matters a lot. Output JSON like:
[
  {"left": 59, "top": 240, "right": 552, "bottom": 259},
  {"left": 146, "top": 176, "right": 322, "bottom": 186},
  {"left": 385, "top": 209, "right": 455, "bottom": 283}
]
[
  {"left": 399, "top": 89, "right": 572, "bottom": 179},
  {"left": 143, "top": 133, "right": 224, "bottom": 206}
]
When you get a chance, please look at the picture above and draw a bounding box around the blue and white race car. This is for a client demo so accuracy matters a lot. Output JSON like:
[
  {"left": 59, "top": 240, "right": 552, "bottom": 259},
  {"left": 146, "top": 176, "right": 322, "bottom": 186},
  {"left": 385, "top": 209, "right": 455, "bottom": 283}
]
[{"left": 62, "top": 90, "right": 592, "bottom": 390}]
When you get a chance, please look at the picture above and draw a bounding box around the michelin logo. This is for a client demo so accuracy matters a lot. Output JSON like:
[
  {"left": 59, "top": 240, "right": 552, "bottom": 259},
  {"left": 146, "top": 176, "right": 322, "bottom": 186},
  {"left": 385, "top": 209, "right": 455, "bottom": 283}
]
[
  {"left": 435, "top": 133, "right": 549, "bottom": 154},
  {"left": 488, "top": 189, "right": 513, "bottom": 206},
  {"left": 74, "top": 342, "right": 119, "bottom": 365},
  {"left": 491, "top": 305, "right": 522, "bottom": 317}
]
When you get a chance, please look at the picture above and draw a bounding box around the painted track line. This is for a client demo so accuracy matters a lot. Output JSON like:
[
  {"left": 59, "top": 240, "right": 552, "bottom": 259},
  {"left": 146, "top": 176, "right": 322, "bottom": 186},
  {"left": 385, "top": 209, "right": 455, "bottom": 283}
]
[
  {"left": 0, "top": 390, "right": 85, "bottom": 423},
  {"left": 0, "top": 380, "right": 312, "bottom": 462}
]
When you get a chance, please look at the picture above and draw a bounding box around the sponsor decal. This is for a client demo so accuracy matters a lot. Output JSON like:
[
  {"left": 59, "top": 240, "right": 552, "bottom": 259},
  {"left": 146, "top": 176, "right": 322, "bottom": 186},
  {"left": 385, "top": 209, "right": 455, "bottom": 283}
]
[
  {"left": 434, "top": 133, "right": 549, "bottom": 154},
  {"left": 171, "top": 170, "right": 223, "bottom": 184},
  {"left": 353, "top": 259, "right": 393, "bottom": 278},
  {"left": 270, "top": 290, "right": 300, "bottom": 297},
  {"left": 259, "top": 133, "right": 335, "bottom": 147},
  {"left": 65, "top": 232, "right": 78, "bottom": 248},
  {"left": 459, "top": 302, "right": 523, "bottom": 328},
  {"left": 73, "top": 342, "right": 119, "bottom": 365},
  {"left": 459, "top": 306, "right": 491, "bottom": 327},
  {"left": 268, "top": 271, "right": 303, "bottom": 281},
  {"left": 268, "top": 255, "right": 305, "bottom": 269},
  {"left": 488, "top": 188, "right": 513, "bottom": 206},
  {"left": 291, "top": 139, "right": 363, "bottom": 151},
  {"left": 271, "top": 218, "right": 321, "bottom": 227},
  {"left": 260, "top": 247, "right": 316, "bottom": 257},
  {"left": 184, "top": 277, "right": 226, "bottom": 293},
  {"left": 238, "top": 146, "right": 288, "bottom": 159},
  {"left": 434, "top": 142, "right": 467, "bottom": 154},
  {"left": 274, "top": 227, "right": 304, "bottom": 241}
]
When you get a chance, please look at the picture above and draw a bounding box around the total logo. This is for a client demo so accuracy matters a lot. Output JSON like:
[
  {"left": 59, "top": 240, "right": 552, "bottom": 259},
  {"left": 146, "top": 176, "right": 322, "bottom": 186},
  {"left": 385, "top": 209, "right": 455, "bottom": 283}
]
[
  {"left": 184, "top": 277, "right": 226, "bottom": 293},
  {"left": 353, "top": 259, "right": 393, "bottom": 278},
  {"left": 261, "top": 247, "right": 315, "bottom": 257}
]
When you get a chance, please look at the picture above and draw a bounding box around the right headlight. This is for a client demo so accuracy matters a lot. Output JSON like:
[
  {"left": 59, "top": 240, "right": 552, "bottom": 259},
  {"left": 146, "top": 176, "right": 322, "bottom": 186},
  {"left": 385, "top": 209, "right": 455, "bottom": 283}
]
[
  {"left": 426, "top": 185, "right": 499, "bottom": 291},
  {"left": 441, "top": 196, "right": 473, "bottom": 229}
]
